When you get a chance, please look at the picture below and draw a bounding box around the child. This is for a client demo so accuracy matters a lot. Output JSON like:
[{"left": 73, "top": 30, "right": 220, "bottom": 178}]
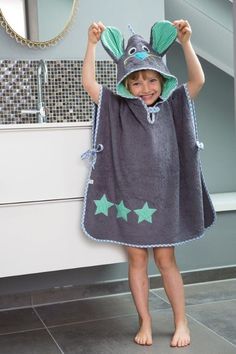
[{"left": 81, "top": 20, "right": 216, "bottom": 348}]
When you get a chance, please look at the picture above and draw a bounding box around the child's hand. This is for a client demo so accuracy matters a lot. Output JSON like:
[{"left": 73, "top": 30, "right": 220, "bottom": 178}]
[
  {"left": 88, "top": 21, "right": 106, "bottom": 44},
  {"left": 173, "top": 20, "right": 192, "bottom": 45}
]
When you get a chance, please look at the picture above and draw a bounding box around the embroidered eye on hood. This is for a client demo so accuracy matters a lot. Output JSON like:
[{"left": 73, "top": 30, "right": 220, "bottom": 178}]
[{"left": 101, "top": 21, "right": 178, "bottom": 104}]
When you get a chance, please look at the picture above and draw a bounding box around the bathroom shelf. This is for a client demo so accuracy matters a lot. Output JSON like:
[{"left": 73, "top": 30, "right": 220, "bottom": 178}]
[{"left": 211, "top": 192, "right": 236, "bottom": 212}]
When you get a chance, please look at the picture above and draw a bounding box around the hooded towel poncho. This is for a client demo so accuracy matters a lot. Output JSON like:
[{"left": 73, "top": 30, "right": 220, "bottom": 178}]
[{"left": 81, "top": 21, "right": 216, "bottom": 248}]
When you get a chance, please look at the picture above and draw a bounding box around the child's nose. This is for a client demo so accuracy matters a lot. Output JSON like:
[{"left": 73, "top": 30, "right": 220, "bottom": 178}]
[{"left": 143, "top": 82, "right": 150, "bottom": 92}]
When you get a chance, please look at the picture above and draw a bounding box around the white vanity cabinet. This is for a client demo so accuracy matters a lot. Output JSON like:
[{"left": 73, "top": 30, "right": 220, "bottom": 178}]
[{"left": 0, "top": 124, "right": 126, "bottom": 278}]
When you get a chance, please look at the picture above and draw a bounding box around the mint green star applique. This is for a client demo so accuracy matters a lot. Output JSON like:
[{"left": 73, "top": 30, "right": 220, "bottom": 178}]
[
  {"left": 94, "top": 194, "right": 114, "bottom": 216},
  {"left": 115, "top": 201, "right": 131, "bottom": 221},
  {"left": 134, "top": 202, "right": 157, "bottom": 223}
]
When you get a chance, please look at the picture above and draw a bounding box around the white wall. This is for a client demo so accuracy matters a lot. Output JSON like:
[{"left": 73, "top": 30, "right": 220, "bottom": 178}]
[{"left": 0, "top": 0, "right": 164, "bottom": 59}]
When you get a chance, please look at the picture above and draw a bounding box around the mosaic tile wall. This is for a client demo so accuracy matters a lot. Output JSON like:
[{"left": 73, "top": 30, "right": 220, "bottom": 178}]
[{"left": 0, "top": 60, "right": 116, "bottom": 124}]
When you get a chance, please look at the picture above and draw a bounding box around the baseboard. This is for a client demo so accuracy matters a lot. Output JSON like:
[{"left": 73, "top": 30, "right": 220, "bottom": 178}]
[{"left": 0, "top": 266, "right": 235, "bottom": 311}]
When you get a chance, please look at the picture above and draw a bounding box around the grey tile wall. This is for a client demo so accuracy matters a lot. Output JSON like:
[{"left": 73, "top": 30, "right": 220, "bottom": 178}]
[{"left": 0, "top": 60, "right": 116, "bottom": 124}]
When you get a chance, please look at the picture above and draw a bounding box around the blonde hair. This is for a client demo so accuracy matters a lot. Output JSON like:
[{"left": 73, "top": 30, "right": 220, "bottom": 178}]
[{"left": 124, "top": 70, "right": 165, "bottom": 92}]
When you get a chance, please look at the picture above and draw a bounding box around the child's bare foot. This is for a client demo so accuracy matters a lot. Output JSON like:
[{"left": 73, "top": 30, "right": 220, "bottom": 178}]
[
  {"left": 170, "top": 319, "right": 190, "bottom": 347},
  {"left": 134, "top": 315, "right": 153, "bottom": 346}
]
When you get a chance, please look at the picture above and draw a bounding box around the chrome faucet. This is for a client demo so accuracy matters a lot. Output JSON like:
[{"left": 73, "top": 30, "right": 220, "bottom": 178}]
[
  {"left": 37, "top": 59, "right": 48, "bottom": 122},
  {"left": 21, "top": 60, "right": 48, "bottom": 123}
]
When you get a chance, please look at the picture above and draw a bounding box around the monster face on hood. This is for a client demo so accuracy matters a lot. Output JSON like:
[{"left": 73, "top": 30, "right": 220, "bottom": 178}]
[{"left": 101, "top": 21, "right": 178, "bottom": 101}]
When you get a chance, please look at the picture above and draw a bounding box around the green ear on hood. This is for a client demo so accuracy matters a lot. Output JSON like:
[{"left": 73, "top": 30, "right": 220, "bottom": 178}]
[
  {"left": 101, "top": 27, "right": 125, "bottom": 62},
  {"left": 150, "top": 21, "right": 177, "bottom": 56}
]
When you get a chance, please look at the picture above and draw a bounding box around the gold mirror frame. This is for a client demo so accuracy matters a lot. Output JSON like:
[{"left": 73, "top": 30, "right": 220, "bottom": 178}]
[{"left": 0, "top": 0, "right": 79, "bottom": 49}]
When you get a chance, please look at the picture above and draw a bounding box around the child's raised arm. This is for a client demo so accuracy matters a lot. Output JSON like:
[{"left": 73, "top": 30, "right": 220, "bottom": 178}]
[
  {"left": 82, "top": 22, "right": 106, "bottom": 104},
  {"left": 173, "top": 20, "right": 205, "bottom": 99}
]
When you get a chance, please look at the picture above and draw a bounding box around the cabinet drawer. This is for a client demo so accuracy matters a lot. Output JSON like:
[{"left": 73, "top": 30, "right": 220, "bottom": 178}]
[
  {"left": 0, "top": 127, "right": 91, "bottom": 203},
  {"left": 0, "top": 199, "right": 127, "bottom": 277}
]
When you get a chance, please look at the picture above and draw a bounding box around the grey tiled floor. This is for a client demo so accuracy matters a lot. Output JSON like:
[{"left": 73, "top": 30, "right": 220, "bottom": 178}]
[{"left": 0, "top": 279, "right": 236, "bottom": 354}]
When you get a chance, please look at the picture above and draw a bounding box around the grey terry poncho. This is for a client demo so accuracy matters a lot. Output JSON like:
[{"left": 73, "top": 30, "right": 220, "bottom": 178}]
[{"left": 81, "top": 21, "right": 216, "bottom": 248}]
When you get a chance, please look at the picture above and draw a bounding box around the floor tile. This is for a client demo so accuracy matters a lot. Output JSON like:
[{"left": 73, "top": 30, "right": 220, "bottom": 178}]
[
  {"left": 0, "top": 329, "right": 62, "bottom": 354},
  {"left": 50, "top": 308, "right": 236, "bottom": 354},
  {"left": 0, "top": 308, "right": 44, "bottom": 335},
  {"left": 186, "top": 299, "right": 236, "bottom": 346},
  {"left": 35, "top": 292, "right": 170, "bottom": 327},
  {"left": 152, "top": 279, "right": 236, "bottom": 306}
]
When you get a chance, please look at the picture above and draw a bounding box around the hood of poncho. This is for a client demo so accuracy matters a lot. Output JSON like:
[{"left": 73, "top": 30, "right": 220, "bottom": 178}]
[{"left": 101, "top": 21, "right": 178, "bottom": 101}]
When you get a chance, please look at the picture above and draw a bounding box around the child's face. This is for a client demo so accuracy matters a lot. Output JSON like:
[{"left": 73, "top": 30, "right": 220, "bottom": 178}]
[{"left": 127, "top": 70, "right": 162, "bottom": 106}]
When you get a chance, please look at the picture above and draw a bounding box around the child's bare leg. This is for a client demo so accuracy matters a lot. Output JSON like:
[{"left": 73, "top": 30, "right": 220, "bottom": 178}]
[
  {"left": 126, "top": 246, "right": 152, "bottom": 346},
  {"left": 153, "top": 247, "right": 190, "bottom": 347}
]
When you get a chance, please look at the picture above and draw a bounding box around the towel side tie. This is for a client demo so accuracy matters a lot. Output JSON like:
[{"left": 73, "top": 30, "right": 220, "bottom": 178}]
[
  {"left": 81, "top": 144, "right": 104, "bottom": 168},
  {"left": 196, "top": 140, "right": 204, "bottom": 150}
]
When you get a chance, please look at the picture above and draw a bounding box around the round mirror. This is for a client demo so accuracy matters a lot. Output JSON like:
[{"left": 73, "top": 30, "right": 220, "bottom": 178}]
[{"left": 0, "top": 0, "right": 79, "bottom": 48}]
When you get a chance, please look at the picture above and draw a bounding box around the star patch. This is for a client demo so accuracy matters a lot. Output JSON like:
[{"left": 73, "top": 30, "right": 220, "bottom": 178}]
[
  {"left": 134, "top": 202, "right": 157, "bottom": 223},
  {"left": 115, "top": 201, "right": 131, "bottom": 221},
  {"left": 94, "top": 194, "right": 114, "bottom": 216}
]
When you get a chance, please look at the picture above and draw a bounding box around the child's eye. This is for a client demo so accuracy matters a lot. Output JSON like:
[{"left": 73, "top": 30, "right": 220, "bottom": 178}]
[{"left": 128, "top": 47, "right": 137, "bottom": 55}]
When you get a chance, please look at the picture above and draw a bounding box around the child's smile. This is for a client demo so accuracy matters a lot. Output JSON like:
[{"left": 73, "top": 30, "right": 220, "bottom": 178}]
[{"left": 140, "top": 93, "right": 158, "bottom": 105}]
